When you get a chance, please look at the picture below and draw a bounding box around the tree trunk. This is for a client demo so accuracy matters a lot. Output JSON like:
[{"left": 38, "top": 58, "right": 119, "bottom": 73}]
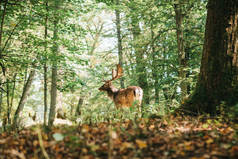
[
  {"left": 183, "top": 0, "right": 238, "bottom": 115},
  {"left": 0, "top": 87, "right": 2, "bottom": 115},
  {"left": 44, "top": 62, "right": 48, "bottom": 125},
  {"left": 131, "top": 22, "right": 150, "bottom": 105},
  {"left": 13, "top": 70, "right": 35, "bottom": 128},
  {"left": 150, "top": 24, "right": 159, "bottom": 103},
  {"left": 10, "top": 74, "right": 17, "bottom": 113},
  {"left": 0, "top": 0, "right": 7, "bottom": 56},
  {"left": 76, "top": 97, "right": 84, "bottom": 116},
  {"left": 129, "top": 3, "right": 149, "bottom": 106},
  {"left": 174, "top": 2, "right": 188, "bottom": 100},
  {"left": 115, "top": 0, "right": 125, "bottom": 88},
  {"left": 7, "top": 74, "right": 16, "bottom": 124},
  {"left": 6, "top": 79, "right": 10, "bottom": 124},
  {"left": 48, "top": 0, "right": 60, "bottom": 128},
  {"left": 185, "top": 47, "right": 191, "bottom": 94},
  {"left": 44, "top": 0, "right": 48, "bottom": 126},
  {"left": 152, "top": 57, "right": 159, "bottom": 103}
]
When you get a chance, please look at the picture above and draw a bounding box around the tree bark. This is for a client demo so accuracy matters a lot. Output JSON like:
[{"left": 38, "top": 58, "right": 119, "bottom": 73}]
[
  {"left": 115, "top": 0, "right": 125, "bottom": 88},
  {"left": 174, "top": 2, "right": 188, "bottom": 100},
  {"left": 0, "top": 0, "right": 7, "bottom": 55},
  {"left": 150, "top": 24, "right": 159, "bottom": 103},
  {"left": 13, "top": 70, "right": 35, "bottom": 128},
  {"left": 0, "top": 0, "right": 7, "bottom": 76},
  {"left": 6, "top": 79, "right": 10, "bottom": 124},
  {"left": 48, "top": 0, "right": 60, "bottom": 128},
  {"left": 76, "top": 97, "right": 84, "bottom": 116},
  {"left": 131, "top": 21, "right": 150, "bottom": 105},
  {"left": 44, "top": 0, "right": 48, "bottom": 126},
  {"left": 183, "top": 0, "right": 238, "bottom": 115},
  {"left": 0, "top": 88, "right": 2, "bottom": 115},
  {"left": 10, "top": 74, "right": 17, "bottom": 116},
  {"left": 6, "top": 74, "right": 16, "bottom": 124}
]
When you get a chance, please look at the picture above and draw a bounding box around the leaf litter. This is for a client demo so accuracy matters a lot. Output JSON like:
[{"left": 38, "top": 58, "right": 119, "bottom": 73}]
[{"left": 0, "top": 115, "right": 238, "bottom": 159}]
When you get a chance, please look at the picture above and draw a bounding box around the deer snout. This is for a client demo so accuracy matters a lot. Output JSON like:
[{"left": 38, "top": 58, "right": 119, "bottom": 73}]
[{"left": 98, "top": 86, "right": 104, "bottom": 91}]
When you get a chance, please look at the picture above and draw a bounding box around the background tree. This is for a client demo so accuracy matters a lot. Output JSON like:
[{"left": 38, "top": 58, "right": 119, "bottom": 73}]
[
  {"left": 48, "top": 0, "right": 61, "bottom": 128},
  {"left": 0, "top": 0, "right": 208, "bottom": 129},
  {"left": 43, "top": 0, "right": 49, "bottom": 126}
]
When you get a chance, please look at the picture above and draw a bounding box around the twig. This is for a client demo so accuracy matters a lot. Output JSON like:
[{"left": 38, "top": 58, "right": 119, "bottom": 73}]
[
  {"left": 2, "top": 18, "right": 22, "bottom": 53},
  {"left": 36, "top": 126, "right": 50, "bottom": 159},
  {"left": 108, "top": 119, "right": 113, "bottom": 159}
]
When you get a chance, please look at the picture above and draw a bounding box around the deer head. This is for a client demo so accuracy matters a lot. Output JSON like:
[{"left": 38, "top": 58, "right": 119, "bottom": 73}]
[
  {"left": 99, "top": 64, "right": 122, "bottom": 93},
  {"left": 99, "top": 64, "right": 143, "bottom": 108}
]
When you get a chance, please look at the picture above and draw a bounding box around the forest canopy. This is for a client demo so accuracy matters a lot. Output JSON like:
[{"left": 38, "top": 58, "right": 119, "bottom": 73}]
[{"left": 0, "top": 0, "right": 208, "bottom": 128}]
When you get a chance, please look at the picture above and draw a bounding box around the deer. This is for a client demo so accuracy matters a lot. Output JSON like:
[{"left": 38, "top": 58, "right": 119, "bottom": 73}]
[{"left": 99, "top": 64, "right": 143, "bottom": 109}]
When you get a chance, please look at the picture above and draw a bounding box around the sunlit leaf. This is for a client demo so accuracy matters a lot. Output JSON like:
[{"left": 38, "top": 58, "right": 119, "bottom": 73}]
[
  {"left": 136, "top": 139, "right": 147, "bottom": 149},
  {"left": 53, "top": 133, "right": 64, "bottom": 141}
]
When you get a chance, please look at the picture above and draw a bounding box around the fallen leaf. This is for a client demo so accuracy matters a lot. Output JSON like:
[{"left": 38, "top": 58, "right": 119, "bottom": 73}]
[
  {"left": 120, "top": 142, "right": 134, "bottom": 152},
  {"left": 111, "top": 131, "right": 118, "bottom": 139},
  {"left": 7, "top": 149, "right": 26, "bottom": 159},
  {"left": 136, "top": 139, "right": 147, "bottom": 149},
  {"left": 0, "top": 138, "right": 8, "bottom": 144},
  {"left": 205, "top": 138, "right": 213, "bottom": 145}
]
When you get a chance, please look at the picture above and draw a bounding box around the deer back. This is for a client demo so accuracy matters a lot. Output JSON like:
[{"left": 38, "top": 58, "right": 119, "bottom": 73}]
[{"left": 113, "top": 86, "right": 143, "bottom": 108}]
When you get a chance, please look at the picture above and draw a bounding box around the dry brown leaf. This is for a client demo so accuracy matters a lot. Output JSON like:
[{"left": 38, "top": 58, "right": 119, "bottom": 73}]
[
  {"left": 136, "top": 139, "right": 147, "bottom": 149},
  {"left": 120, "top": 142, "right": 134, "bottom": 152},
  {"left": 7, "top": 149, "right": 26, "bottom": 159}
]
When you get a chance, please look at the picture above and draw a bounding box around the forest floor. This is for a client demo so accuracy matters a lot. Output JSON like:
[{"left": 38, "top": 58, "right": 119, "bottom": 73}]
[{"left": 0, "top": 115, "right": 238, "bottom": 159}]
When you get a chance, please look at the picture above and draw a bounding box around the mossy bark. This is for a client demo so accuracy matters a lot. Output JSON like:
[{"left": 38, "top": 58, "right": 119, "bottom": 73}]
[
  {"left": 174, "top": 2, "right": 188, "bottom": 100},
  {"left": 182, "top": 0, "right": 238, "bottom": 115},
  {"left": 13, "top": 70, "right": 35, "bottom": 128},
  {"left": 115, "top": 0, "right": 125, "bottom": 89}
]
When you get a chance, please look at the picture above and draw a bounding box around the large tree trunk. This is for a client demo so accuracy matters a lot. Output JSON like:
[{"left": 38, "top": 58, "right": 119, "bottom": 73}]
[
  {"left": 183, "top": 0, "right": 238, "bottom": 115},
  {"left": 48, "top": 0, "right": 60, "bottom": 128},
  {"left": 115, "top": 0, "right": 125, "bottom": 88},
  {"left": 13, "top": 70, "right": 35, "bottom": 128}
]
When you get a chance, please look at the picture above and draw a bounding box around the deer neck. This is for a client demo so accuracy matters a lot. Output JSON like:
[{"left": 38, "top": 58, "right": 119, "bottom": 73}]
[{"left": 106, "top": 85, "right": 118, "bottom": 100}]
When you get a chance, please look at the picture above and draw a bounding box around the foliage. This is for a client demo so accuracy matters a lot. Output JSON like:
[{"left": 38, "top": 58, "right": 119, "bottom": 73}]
[{"left": 0, "top": 0, "right": 206, "bottom": 129}]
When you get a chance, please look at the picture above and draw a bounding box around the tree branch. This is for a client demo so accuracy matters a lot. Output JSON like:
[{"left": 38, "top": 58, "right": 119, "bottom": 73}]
[{"left": 2, "top": 18, "right": 23, "bottom": 54}]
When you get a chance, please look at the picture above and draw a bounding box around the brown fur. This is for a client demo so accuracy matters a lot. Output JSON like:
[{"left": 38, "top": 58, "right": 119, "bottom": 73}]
[
  {"left": 99, "top": 82, "right": 143, "bottom": 108},
  {"left": 99, "top": 64, "right": 143, "bottom": 108}
]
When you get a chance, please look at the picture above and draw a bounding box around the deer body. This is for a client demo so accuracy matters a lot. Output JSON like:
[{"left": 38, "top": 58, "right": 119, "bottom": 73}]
[{"left": 99, "top": 64, "right": 143, "bottom": 108}]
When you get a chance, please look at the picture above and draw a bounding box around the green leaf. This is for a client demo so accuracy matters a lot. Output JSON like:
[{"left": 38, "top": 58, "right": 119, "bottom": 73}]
[{"left": 53, "top": 133, "right": 64, "bottom": 141}]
